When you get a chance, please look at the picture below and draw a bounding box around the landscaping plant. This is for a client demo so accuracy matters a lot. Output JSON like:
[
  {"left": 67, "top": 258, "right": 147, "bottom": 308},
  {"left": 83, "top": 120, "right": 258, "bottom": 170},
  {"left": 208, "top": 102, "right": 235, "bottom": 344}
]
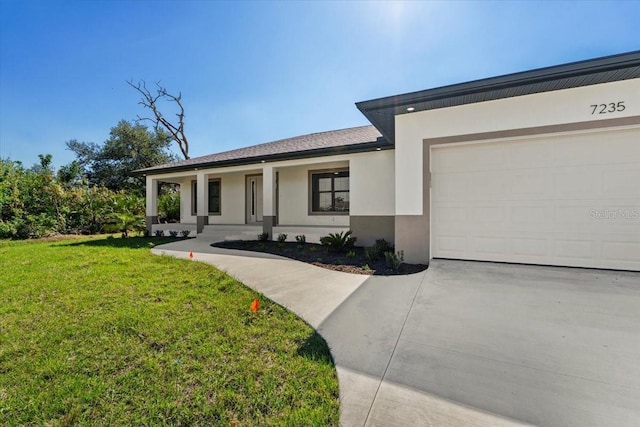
[{"left": 319, "top": 230, "right": 357, "bottom": 253}]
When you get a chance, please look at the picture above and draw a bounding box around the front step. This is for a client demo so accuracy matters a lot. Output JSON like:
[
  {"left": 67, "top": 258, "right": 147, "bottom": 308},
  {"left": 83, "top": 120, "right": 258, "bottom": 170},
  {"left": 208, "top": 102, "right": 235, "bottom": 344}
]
[{"left": 198, "top": 225, "right": 263, "bottom": 242}]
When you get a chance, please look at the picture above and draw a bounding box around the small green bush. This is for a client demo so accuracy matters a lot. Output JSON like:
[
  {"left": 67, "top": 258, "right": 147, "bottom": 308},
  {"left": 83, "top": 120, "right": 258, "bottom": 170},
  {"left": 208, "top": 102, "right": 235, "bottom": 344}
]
[
  {"left": 366, "top": 238, "right": 394, "bottom": 261},
  {"left": 384, "top": 250, "right": 404, "bottom": 271},
  {"left": 365, "top": 246, "right": 378, "bottom": 261},
  {"left": 158, "top": 192, "right": 180, "bottom": 222},
  {"left": 258, "top": 232, "right": 269, "bottom": 242},
  {"left": 320, "top": 230, "right": 357, "bottom": 253},
  {"left": 295, "top": 234, "right": 306, "bottom": 244},
  {"left": 346, "top": 250, "right": 356, "bottom": 259},
  {"left": 154, "top": 229, "right": 164, "bottom": 237},
  {"left": 277, "top": 233, "right": 288, "bottom": 243},
  {"left": 180, "top": 230, "right": 191, "bottom": 238},
  {"left": 168, "top": 230, "right": 179, "bottom": 238}
]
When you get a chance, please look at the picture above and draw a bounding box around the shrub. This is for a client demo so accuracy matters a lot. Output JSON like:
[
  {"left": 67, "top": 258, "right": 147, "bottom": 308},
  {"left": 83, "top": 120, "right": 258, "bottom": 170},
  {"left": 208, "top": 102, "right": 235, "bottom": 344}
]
[
  {"left": 366, "top": 238, "right": 393, "bottom": 261},
  {"left": 384, "top": 250, "right": 404, "bottom": 271},
  {"left": 309, "top": 246, "right": 318, "bottom": 253},
  {"left": 346, "top": 250, "right": 356, "bottom": 259},
  {"left": 154, "top": 229, "right": 164, "bottom": 237},
  {"left": 319, "top": 230, "right": 357, "bottom": 253},
  {"left": 362, "top": 264, "right": 371, "bottom": 271},
  {"left": 168, "top": 230, "right": 179, "bottom": 238},
  {"left": 104, "top": 212, "right": 145, "bottom": 238},
  {"left": 365, "top": 246, "right": 378, "bottom": 261},
  {"left": 180, "top": 230, "right": 191, "bottom": 238},
  {"left": 258, "top": 232, "right": 269, "bottom": 242},
  {"left": 374, "top": 238, "right": 393, "bottom": 254},
  {"left": 277, "top": 233, "right": 288, "bottom": 243},
  {"left": 158, "top": 192, "right": 180, "bottom": 222},
  {"left": 295, "top": 234, "right": 306, "bottom": 244}
]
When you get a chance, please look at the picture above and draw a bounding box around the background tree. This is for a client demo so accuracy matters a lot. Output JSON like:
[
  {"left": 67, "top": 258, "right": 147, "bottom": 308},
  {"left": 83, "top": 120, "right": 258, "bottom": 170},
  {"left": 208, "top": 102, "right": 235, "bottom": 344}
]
[
  {"left": 127, "top": 80, "right": 190, "bottom": 159},
  {"left": 66, "top": 120, "right": 176, "bottom": 195}
]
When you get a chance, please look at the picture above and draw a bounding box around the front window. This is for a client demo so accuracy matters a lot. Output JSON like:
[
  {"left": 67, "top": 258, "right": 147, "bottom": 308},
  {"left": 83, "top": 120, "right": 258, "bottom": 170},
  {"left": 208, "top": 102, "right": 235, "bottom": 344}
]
[
  {"left": 311, "top": 170, "right": 349, "bottom": 213},
  {"left": 192, "top": 179, "right": 221, "bottom": 215}
]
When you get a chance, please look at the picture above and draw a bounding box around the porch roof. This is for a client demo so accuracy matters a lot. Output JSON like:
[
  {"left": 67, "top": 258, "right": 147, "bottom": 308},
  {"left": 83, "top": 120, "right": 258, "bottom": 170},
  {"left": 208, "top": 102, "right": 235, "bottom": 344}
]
[{"left": 136, "top": 125, "right": 387, "bottom": 176}]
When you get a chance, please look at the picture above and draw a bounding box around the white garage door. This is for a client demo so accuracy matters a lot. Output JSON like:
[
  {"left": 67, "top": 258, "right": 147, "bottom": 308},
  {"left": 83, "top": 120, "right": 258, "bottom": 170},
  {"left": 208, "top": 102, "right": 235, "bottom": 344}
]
[{"left": 430, "top": 126, "right": 640, "bottom": 271}]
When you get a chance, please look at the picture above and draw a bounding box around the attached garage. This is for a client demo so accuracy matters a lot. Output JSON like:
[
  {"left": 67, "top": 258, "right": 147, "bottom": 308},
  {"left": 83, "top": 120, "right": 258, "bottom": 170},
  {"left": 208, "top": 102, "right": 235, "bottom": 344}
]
[
  {"left": 357, "top": 50, "right": 640, "bottom": 270},
  {"left": 430, "top": 126, "right": 640, "bottom": 270}
]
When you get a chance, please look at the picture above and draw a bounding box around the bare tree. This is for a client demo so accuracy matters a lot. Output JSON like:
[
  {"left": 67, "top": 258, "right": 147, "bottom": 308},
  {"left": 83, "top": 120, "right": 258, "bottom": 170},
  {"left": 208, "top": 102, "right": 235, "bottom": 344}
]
[{"left": 127, "top": 80, "right": 190, "bottom": 159}]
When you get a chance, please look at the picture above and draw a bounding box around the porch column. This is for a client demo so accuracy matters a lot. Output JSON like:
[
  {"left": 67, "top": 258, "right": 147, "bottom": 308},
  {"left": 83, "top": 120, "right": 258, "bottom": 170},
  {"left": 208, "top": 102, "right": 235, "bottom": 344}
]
[
  {"left": 262, "top": 165, "right": 277, "bottom": 239},
  {"left": 145, "top": 176, "right": 159, "bottom": 235},
  {"left": 196, "top": 172, "right": 209, "bottom": 233}
]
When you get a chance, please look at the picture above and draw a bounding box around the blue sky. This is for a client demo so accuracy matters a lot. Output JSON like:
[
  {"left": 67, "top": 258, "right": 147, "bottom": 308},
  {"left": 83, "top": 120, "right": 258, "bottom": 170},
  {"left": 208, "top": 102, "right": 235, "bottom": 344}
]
[{"left": 1, "top": 0, "right": 638, "bottom": 168}]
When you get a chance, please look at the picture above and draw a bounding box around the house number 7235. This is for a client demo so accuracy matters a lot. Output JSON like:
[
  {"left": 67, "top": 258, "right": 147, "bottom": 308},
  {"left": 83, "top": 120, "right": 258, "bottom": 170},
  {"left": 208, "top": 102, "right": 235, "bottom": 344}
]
[{"left": 590, "top": 101, "right": 625, "bottom": 115}]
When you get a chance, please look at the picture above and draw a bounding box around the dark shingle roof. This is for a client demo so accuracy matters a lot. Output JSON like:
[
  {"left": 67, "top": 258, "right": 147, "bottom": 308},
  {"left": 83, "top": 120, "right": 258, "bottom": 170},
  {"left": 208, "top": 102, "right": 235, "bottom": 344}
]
[
  {"left": 357, "top": 51, "right": 640, "bottom": 143},
  {"left": 138, "top": 125, "right": 384, "bottom": 175}
]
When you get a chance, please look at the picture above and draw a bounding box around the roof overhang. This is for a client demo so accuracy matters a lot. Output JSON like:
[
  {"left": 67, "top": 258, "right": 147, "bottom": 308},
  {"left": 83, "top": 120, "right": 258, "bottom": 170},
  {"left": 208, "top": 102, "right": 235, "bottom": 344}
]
[
  {"left": 134, "top": 138, "right": 392, "bottom": 176},
  {"left": 356, "top": 51, "right": 640, "bottom": 143}
]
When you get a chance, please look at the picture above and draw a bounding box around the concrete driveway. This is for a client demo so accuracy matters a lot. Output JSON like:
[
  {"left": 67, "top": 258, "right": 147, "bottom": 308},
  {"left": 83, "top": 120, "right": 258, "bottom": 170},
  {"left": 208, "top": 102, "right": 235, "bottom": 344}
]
[{"left": 319, "top": 259, "right": 640, "bottom": 426}]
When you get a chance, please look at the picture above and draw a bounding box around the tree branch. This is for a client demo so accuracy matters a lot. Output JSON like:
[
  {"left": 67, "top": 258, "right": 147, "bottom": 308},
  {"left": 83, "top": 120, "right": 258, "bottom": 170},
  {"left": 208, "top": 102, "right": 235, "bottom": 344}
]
[{"left": 127, "top": 80, "right": 190, "bottom": 159}]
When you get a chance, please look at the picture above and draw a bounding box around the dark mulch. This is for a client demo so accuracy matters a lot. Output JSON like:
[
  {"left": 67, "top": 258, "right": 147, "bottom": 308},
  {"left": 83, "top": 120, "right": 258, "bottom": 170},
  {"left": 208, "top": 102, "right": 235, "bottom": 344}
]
[{"left": 212, "top": 241, "right": 428, "bottom": 276}]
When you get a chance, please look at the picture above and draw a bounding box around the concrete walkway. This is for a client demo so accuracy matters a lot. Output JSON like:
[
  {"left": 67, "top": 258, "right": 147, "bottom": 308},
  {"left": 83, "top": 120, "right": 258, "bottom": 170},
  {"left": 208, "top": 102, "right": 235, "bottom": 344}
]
[{"left": 152, "top": 240, "right": 640, "bottom": 427}]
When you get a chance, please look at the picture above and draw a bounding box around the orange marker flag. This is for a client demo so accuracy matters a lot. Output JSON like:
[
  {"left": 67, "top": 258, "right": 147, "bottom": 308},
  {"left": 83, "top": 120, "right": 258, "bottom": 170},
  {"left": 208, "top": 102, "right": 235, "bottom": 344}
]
[
  {"left": 251, "top": 299, "right": 260, "bottom": 313},
  {"left": 189, "top": 251, "right": 194, "bottom": 259}
]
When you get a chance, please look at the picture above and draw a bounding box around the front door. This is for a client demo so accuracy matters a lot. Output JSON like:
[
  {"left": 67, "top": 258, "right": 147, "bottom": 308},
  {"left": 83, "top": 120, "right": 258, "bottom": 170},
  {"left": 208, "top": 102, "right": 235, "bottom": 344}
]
[{"left": 246, "top": 175, "right": 263, "bottom": 223}]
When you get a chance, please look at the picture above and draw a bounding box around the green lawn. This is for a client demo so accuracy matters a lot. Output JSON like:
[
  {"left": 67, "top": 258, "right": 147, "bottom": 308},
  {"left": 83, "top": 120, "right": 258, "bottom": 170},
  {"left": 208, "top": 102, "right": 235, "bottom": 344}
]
[{"left": 0, "top": 236, "right": 339, "bottom": 426}]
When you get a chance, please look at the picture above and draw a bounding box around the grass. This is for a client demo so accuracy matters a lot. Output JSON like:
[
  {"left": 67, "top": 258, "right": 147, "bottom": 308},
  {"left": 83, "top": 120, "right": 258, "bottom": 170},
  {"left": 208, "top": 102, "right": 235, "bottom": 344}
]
[{"left": 0, "top": 235, "right": 339, "bottom": 426}]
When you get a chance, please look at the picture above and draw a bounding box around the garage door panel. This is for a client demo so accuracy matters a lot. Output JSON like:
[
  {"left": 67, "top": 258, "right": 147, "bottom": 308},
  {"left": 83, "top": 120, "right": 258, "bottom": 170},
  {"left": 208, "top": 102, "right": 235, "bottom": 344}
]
[
  {"left": 553, "top": 167, "right": 601, "bottom": 198},
  {"left": 511, "top": 238, "right": 548, "bottom": 257},
  {"left": 431, "top": 127, "right": 640, "bottom": 271},
  {"left": 552, "top": 137, "right": 602, "bottom": 166},
  {"left": 507, "top": 171, "right": 551, "bottom": 198},
  {"left": 602, "top": 169, "right": 640, "bottom": 197},
  {"left": 602, "top": 241, "right": 640, "bottom": 263},
  {"left": 554, "top": 239, "right": 595, "bottom": 260},
  {"left": 472, "top": 237, "right": 507, "bottom": 255},
  {"left": 508, "top": 142, "right": 550, "bottom": 168},
  {"left": 432, "top": 174, "right": 466, "bottom": 201}
]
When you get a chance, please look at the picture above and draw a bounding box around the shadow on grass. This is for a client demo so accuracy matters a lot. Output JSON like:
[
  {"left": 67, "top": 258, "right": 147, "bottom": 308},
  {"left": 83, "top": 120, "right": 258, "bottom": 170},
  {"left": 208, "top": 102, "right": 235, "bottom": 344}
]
[
  {"left": 60, "top": 236, "right": 184, "bottom": 250},
  {"left": 297, "top": 330, "right": 335, "bottom": 365}
]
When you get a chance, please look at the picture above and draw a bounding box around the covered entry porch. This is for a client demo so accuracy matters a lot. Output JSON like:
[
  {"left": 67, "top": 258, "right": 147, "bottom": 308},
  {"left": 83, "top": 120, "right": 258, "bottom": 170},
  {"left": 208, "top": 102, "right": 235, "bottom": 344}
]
[{"left": 145, "top": 156, "right": 353, "bottom": 242}]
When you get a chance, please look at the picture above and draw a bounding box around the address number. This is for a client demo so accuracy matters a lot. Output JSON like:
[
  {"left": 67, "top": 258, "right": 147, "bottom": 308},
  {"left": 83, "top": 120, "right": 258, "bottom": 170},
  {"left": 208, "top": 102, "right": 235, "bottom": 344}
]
[{"left": 590, "top": 101, "right": 625, "bottom": 115}]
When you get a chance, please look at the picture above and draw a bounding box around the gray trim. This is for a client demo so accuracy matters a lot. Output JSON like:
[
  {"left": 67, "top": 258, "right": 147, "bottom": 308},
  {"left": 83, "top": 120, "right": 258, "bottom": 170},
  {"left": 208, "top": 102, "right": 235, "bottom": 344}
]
[
  {"left": 422, "top": 116, "right": 640, "bottom": 146},
  {"left": 412, "top": 115, "right": 640, "bottom": 265},
  {"left": 357, "top": 51, "right": 640, "bottom": 143},
  {"left": 146, "top": 216, "right": 159, "bottom": 235},
  {"left": 395, "top": 138, "right": 431, "bottom": 265},
  {"left": 308, "top": 167, "right": 350, "bottom": 216},
  {"left": 395, "top": 215, "right": 430, "bottom": 264},
  {"left": 245, "top": 173, "right": 263, "bottom": 224},
  {"left": 350, "top": 216, "right": 395, "bottom": 247},
  {"left": 263, "top": 216, "right": 276, "bottom": 240},
  {"left": 196, "top": 216, "right": 208, "bottom": 233}
]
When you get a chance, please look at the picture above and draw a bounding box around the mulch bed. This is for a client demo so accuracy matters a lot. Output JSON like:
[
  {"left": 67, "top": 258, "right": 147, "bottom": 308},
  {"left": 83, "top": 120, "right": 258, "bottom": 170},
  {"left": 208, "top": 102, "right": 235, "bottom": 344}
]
[{"left": 212, "top": 241, "right": 428, "bottom": 276}]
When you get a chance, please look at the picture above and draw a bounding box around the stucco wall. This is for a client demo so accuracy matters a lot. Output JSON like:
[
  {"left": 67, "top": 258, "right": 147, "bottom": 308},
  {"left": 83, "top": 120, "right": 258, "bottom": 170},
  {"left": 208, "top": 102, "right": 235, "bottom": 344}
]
[
  {"left": 395, "top": 78, "right": 640, "bottom": 216},
  {"left": 277, "top": 161, "right": 350, "bottom": 226},
  {"left": 350, "top": 150, "right": 395, "bottom": 216},
  {"left": 210, "top": 172, "right": 245, "bottom": 224}
]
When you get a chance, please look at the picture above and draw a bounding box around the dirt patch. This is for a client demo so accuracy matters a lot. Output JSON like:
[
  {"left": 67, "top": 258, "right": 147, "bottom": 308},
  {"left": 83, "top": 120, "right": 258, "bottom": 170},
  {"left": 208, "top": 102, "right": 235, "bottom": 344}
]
[{"left": 212, "top": 241, "right": 427, "bottom": 276}]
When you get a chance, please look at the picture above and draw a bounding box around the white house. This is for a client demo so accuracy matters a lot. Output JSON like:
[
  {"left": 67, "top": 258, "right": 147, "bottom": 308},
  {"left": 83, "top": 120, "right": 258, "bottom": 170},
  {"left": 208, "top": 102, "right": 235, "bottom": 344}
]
[{"left": 138, "top": 51, "right": 640, "bottom": 271}]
